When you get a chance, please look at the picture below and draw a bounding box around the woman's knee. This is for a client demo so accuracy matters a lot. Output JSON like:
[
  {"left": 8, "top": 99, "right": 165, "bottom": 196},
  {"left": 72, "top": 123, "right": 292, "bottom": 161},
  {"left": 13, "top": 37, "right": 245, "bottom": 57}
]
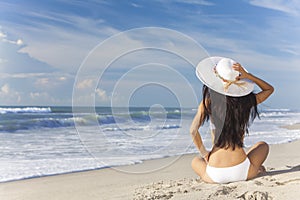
[
  {"left": 251, "top": 141, "right": 269, "bottom": 153},
  {"left": 248, "top": 141, "right": 269, "bottom": 168},
  {"left": 191, "top": 156, "right": 208, "bottom": 179},
  {"left": 191, "top": 156, "right": 200, "bottom": 168},
  {"left": 191, "top": 156, "right": 207, "bottom": 171},
  {"left": 257, "top": 141, "right": 269, "bottom": 154}
]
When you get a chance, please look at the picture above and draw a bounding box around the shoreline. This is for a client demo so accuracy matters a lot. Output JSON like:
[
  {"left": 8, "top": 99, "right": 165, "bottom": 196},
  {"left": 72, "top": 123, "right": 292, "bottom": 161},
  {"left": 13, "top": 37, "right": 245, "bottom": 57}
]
[
  {"left": 281, "top": 122, "right": 300, "bottom": 130},
  {"left": 0, "top": 154, "right": 190, "bottom": 184},
  {"left": 1, "top": 137, "right": 299, "bottom": 184},
  {"left": 1, "top": 139, "right": 299, "bottom": 200}
]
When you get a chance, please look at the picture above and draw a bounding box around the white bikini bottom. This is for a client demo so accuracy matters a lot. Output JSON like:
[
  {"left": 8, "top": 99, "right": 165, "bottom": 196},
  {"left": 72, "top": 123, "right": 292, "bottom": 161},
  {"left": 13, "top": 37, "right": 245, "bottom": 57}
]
[{"left": 206, "top": 157, "right": 250, "bottom": 184}]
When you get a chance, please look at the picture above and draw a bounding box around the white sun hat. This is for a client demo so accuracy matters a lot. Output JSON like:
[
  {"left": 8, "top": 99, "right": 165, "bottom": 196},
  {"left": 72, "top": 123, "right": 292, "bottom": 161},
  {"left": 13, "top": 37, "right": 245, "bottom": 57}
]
[{"left": 196, "top": 56, "right": 254, "bottom": 97}]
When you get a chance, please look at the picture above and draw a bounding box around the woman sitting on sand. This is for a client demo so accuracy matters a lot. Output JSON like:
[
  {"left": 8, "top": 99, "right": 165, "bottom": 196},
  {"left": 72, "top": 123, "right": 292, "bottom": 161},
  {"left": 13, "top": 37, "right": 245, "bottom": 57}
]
[{"left": 190, "top": 57, "right": 274, "bottom": 184}]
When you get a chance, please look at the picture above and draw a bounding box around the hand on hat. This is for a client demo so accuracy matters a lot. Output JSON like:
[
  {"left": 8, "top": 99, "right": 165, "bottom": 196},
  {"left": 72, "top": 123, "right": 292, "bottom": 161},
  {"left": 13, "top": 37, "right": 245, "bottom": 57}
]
[{"left": 233, "top": 63, "right": 249, "bottom": 80}]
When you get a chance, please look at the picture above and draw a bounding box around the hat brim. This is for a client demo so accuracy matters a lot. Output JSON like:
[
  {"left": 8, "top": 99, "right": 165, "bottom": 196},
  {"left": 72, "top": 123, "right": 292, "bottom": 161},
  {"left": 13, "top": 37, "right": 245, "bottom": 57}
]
[{"left": 196, "top": 56, "right": 254, "bottom": 97}]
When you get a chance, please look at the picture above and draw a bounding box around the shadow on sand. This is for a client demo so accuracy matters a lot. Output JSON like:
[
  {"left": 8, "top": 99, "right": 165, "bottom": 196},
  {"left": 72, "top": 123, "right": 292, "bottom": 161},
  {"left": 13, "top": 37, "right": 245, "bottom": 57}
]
[{"left": 265, "top": 165, "right": 300, "bottom": 176}]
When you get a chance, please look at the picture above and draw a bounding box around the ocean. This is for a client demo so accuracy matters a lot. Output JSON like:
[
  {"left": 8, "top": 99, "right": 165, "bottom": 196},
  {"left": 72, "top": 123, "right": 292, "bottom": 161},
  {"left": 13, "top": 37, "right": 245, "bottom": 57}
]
[{"left": 0, "top": 106, "right": 299, "bottom": 182}]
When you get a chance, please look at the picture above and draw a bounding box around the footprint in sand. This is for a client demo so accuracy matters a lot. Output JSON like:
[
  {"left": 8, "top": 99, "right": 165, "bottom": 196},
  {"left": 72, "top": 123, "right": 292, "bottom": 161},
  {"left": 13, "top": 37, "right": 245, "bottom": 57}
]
[
  {"left": 254, "top": 180, "right": 264, "bottom": 186},
  {"left": 207, "top": 186, "right": 237, "bottom": 199},
  {"left": 133, "top": 178, "right": 202, "bottom": 200},
  {"left": 238, "top": 191, "right": 272, "bottom": 200}
]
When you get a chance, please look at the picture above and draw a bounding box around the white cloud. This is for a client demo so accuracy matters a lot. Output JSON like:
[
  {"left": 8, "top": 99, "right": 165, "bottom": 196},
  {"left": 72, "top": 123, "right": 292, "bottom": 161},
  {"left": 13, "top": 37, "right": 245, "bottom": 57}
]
[
  {"left": 0, "top": 71, "right": 74, "bottom": 105},
  {"left": 1, "top": 84, "right": 10, "bottom": 94},
  {"left": 0, "top": 73, "right": 47, "bottom": 79},
  {"left": 174, "top": 0, "right": 214, "bottom": 6},
  {"left": 74, "top": 78, "right": 110, "bottom": 104},
  {"left": 0, "top": 84, "right": 21, "bottom": 104},
  {"left": 0, "top": 58, "right": 8, "bottom": 64},
  {"left": 34, "top": 74, "right": 70, "bottom": 89},
  {"left": 3, "top": 12, "right": 119, "bottom": 73},
  {"left": 29, "top": 91, "right": 64, "bottom": 105},
  {"left": 76, "top": 78, "right": 95, "bottom": 89},
  {"left": 59, "top": 76, "right": 67, "bottom": 81},
  {"left": 29, "top": 92, "right": 52, "bottom": 101},
  {"left": 248, "top": 0, "right": 300, "bottom": 16},
  {"left": 30, "top": 91, "right": 48, "bottom": 99},
  {"left": 131, "top": 3, "right": 143, "bottom": 8},
  {"left": 16, "top": 39, "right": 23, "bottom": 45},
  {"left": 0, "top": 31, "right": 54, "bottom": 74},
  {"left": 0, "top": 31, "right": 7, "bottom": 38},
  {"left": 35, "top": 78, "right": 50, "bottom": 86},
  {"left": 280, "top": 48, "right": 300, "bottom": 56},
  {"left": 1, "top": 28, "right": 22, "bottom": 45},
  {"left": 2, "top": 5, "right": 206, "bottom": 77},
  {"left": 95, "top": 88, "right": 109, "bottom": 101},
  {"left": 2, "top": 37, "right": 24, "bottom": 46}
]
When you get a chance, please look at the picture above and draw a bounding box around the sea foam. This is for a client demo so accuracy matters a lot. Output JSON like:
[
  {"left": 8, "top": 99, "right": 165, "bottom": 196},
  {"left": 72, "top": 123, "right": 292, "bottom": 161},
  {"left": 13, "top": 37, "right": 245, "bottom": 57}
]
[{"left": 0, "top": 107, "right": 52, "bottom": 114}]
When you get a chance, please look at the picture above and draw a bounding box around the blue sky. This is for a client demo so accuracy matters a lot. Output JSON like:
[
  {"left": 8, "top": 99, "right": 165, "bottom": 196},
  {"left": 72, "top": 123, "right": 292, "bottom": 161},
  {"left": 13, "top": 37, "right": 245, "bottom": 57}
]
[{"left": 0, "top": 0, "right": 300, "bottom": 108}]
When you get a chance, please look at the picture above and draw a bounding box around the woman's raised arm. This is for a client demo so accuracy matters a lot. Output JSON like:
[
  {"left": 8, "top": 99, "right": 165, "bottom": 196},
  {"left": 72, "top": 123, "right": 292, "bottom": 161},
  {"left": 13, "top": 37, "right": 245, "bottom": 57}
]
[{"left": 233, "top": 63, "right": 274, "bottom": 105}]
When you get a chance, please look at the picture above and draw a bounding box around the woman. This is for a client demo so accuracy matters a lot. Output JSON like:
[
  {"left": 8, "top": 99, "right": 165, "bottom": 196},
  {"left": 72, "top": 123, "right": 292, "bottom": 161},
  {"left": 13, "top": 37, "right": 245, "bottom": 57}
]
[{"left": 190, "top": 57, "right": 274, "bottom": 184}]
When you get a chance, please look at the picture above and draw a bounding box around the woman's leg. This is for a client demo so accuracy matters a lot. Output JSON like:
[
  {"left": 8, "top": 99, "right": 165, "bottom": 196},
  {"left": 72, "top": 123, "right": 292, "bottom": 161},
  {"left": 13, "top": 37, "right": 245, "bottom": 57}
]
[
  {"left": 191, "top": 157, "right": 214, "bottom": 183},
  {"left": 247, "top": 141, "right": 269, "bottom": 180}
]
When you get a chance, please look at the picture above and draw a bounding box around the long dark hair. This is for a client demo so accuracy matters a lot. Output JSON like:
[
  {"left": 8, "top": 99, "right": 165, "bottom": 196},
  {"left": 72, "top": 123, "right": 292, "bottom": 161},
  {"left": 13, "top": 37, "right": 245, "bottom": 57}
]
[{"left": 200, "top": 85, "right": 259, "bottom": 150}]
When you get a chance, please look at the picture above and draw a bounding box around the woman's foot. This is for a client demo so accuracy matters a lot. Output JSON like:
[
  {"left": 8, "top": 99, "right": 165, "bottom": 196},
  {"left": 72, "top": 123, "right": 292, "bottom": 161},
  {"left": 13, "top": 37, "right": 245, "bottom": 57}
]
[{"left": 258, "top": 165, "right": 266, "bottom": 176}]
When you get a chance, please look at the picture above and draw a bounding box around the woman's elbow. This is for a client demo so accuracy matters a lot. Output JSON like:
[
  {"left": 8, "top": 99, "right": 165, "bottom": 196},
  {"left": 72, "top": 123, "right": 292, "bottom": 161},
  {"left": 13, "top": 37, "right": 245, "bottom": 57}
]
[
  {"left": 189, "top": 127, "right": 198, "bottom": 136},
  {"left": 268, "top": 86, "right": 274, "bottom": 98},
  {"left": 270, "top": 86, "right": 274, "bottom": 94}
]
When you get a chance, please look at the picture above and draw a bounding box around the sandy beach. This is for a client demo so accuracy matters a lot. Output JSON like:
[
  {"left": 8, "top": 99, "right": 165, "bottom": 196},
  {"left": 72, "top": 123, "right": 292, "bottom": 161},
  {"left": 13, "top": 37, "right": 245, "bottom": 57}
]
[
  {"left": 1, "top": 128, "right": 299, "bottom": 200},
  {"left": 282, "top": 123, "right": 300, "bottom": 130}
]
